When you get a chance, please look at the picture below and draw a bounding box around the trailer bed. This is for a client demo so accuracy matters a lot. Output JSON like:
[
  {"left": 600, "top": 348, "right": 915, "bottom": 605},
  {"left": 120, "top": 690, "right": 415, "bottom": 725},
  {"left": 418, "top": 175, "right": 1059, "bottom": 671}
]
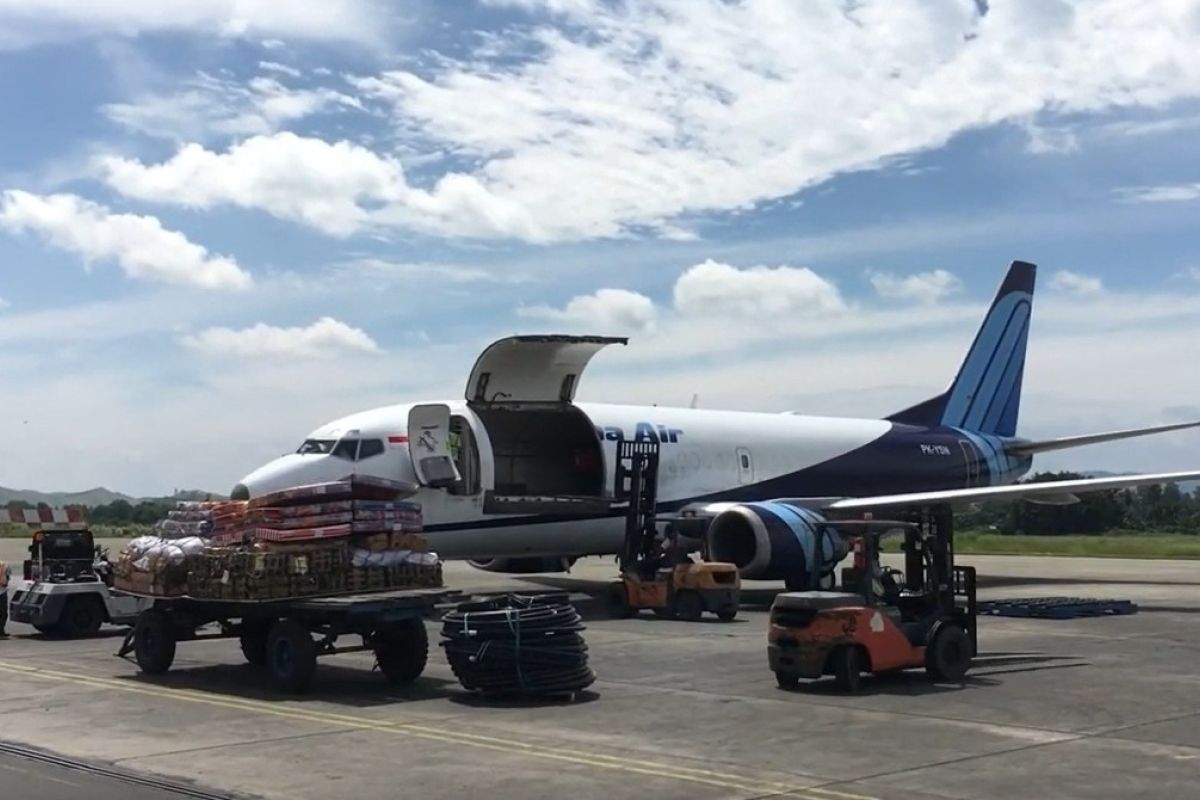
[{"left": 119, "top": 587, "right": 456, "bottom": 694}]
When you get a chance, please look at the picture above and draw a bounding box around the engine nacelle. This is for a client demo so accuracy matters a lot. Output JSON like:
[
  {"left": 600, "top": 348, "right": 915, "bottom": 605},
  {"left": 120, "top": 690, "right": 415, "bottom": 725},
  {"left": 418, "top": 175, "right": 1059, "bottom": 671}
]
[
  {"left": 466, "top": 556, "right": 576, "bottom": 574},
  {"left": 704, "top": 502, "right": 848, "bottom": 589}
]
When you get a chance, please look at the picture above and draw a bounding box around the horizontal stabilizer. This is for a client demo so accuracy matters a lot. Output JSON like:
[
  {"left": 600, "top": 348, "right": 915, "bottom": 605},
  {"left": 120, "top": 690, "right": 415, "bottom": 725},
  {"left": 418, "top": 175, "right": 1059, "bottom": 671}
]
[
  {"left": 1006, "top": 421, "right": 1200, "bottom": 456},
  {"left": 818, "top": 470, "right": 1200, "bottom": 512}
]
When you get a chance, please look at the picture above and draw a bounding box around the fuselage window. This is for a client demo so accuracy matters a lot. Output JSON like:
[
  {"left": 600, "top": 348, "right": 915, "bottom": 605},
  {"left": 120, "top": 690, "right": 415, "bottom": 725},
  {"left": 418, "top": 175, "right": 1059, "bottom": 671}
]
[
  {"left": 357, "top": 439, "right": 384, "bottom": 460},
  {"left": 740, "top": 454, "right": 750, "bottom": 469}
]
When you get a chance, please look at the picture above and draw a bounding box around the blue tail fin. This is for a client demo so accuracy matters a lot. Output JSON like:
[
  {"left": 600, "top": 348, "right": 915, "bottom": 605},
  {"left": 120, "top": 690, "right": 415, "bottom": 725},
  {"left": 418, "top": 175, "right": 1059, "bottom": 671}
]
[{"left": 888, "top": 261, "right": 1036, "bottom": 437}]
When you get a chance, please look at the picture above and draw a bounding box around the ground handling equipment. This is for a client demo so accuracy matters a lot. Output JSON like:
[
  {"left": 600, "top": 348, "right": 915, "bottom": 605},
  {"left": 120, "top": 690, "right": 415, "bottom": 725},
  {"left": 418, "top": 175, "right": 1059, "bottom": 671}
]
[
  {"left": 605, "top": 440, "right": 741, "bottom": 621},
  {"left": 8, "top": 524, "right": 153, "bottom": 638},
  {"left": 768, "top": 504, "right": 977, "bottom": 692}
]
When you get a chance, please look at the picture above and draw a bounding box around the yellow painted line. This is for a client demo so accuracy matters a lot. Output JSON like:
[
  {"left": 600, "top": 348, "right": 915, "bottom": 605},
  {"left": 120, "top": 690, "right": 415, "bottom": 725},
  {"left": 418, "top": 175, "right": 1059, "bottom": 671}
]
[{"left": 0, "top": 660, "right": 879, "bottom": 800}]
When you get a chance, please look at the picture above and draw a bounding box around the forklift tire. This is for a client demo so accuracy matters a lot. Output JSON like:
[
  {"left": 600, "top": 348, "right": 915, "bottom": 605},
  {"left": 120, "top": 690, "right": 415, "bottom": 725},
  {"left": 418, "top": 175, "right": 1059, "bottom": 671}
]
[
  {"left": 606, "top": 582, "right": 634, "bottom": 619},
  {"left": 925, "top": 623, "right": 971, "bottom": 682},
  {"left": 134, "top": 609, "right": 177, "bottom": 675},
  {"left": 374, "top": 619, "right": 429, "bottom": 686},
  {"left": 831, "top": 646, "right": 864, "bottom": 693},
  {"left": 775, "top": 671, "right": 800, "bottom": 690},
  {"left": 267, "top": 618, "right": 318, "bottom": 694},
  {"left": 675, "top": 591, "right": 703, "bottom": 622},
  {"left": 59, "top": 596, "right": 104, "bottom": 638},
  {"left": 239, "top": 620, "right": 271, "bottom": 666}
]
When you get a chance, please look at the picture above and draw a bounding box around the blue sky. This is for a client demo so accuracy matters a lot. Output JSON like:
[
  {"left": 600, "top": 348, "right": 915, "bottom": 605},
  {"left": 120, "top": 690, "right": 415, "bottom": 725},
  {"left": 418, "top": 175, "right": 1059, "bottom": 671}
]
[{"left": 1, "top": 0, "right": 1199, "bottom": 495}]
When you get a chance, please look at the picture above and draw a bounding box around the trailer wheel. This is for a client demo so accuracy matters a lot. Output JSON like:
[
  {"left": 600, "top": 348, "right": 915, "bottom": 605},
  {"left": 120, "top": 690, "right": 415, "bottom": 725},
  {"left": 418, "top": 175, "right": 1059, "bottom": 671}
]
[
  {"left": 134, "top": 609, "right": 176, "bottom": 675},
  {"left": 374, "top": 619, "right": 429, "bottom": 685},
  {"left": 775, "top": 671, "right": 799, "bottom": 690},
  {"left": 831, "top": 646, "right": 863, "bottom": 693},
  {"left": 716, "top": 603, "right": 738, "bottom": 622},
  {"left": 267, "top": 618, "right": 317, "bottom": 694},
  {"left": 59, "top": 596, "right": 104, "bottom": 638},
  {"left": 925, "top": 623, "right": 971, "bottom": 682},
  {"left": 239, "top": 620, "right": 271, "bottom": 666}
]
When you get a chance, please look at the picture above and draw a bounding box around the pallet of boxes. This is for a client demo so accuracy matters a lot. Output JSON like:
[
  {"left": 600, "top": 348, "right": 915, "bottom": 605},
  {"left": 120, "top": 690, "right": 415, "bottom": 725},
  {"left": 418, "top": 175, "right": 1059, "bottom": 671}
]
[{"left": 113, "top": 476, "right": 442, "bottom": 601}]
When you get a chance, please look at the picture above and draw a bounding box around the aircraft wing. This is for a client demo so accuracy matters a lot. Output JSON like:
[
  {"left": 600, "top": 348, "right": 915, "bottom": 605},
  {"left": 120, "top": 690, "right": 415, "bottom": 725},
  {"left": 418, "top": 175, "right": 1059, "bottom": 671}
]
[
  {"left": 817, "top": 470, "right": 1200, "bottom": 512},
  {"left": 1005, "top": 421, "right": 1200, "bottom": 456}
]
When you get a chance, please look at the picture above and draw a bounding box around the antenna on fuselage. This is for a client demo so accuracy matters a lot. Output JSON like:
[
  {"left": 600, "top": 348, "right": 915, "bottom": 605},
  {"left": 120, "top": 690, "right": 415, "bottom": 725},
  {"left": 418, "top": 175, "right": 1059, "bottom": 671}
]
[{"left": 689, "top": 393, "right": 699, "bottom": 409}]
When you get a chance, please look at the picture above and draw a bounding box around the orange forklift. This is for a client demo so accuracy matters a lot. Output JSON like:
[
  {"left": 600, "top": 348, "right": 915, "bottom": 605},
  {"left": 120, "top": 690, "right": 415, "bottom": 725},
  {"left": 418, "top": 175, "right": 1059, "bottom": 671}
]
[
  {"left": 606, "top": 441, "right": 741, "bottom": 622},
  {"left": 768, "top": 505, "right": 977, "bottom": 692}
]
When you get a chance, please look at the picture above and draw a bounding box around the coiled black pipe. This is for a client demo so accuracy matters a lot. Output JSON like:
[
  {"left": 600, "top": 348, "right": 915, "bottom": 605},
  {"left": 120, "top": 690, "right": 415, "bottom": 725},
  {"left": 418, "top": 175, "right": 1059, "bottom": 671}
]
[{"left": 440, "top": 593, "right": 595, "bottom": 697}]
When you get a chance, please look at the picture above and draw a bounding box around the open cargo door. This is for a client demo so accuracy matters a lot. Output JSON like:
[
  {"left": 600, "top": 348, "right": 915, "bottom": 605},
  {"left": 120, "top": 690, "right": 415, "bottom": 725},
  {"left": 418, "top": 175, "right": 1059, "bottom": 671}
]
[
  {"left": 466, "top": 335, "right": 628, "bottom": 406},
  {"left": 407, "top": 403, "right": 461, "bottom": 488},
  {"left": 467, "top": 335, "right": 627, "bottom": 516}
]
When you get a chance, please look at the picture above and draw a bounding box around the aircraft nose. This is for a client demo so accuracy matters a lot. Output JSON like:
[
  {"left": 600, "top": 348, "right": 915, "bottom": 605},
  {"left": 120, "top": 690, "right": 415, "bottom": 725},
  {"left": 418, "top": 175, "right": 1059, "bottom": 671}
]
[{"left": 230, "top": 483, "right": 250, "bottom": 501}]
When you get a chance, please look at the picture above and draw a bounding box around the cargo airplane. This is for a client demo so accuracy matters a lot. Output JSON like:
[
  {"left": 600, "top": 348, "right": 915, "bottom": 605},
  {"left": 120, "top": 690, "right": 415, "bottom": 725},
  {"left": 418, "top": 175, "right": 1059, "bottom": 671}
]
[{"left": 233, "top": 262, "right": 1200, "bottom": 587}]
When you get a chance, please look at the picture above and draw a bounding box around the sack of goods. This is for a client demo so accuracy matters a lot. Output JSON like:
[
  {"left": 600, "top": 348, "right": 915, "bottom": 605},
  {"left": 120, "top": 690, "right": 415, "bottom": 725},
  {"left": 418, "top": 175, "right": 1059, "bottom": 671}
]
[
  {"left": 114, "top": 474, "right": 440, "bottom": 600},
  {"left": 440, "top": 593, "right": 595, "bottom": 699}
]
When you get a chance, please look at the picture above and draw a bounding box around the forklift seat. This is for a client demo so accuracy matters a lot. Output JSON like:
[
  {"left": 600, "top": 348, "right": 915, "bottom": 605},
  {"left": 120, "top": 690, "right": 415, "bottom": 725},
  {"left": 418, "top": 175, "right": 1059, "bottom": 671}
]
[{"left": 773, "top": 591, "right": 865, "bottom": 611}]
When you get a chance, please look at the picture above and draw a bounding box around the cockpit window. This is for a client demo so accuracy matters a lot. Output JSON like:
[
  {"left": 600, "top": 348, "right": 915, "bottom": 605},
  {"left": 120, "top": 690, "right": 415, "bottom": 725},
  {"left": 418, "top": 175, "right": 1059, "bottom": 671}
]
[
  {"left": 332, "top": 439, "right": 359, "bottom": 460},
  {"left": 358, "top": 439, "right": 384, "bottom": 460},
  {"left": 298, "top": 438, "right": 385, "bottom": 461}
]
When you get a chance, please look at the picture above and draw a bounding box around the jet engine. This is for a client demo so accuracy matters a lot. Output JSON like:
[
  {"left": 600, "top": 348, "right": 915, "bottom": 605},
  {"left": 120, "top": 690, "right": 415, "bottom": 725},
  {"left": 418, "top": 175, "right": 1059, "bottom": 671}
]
[
  {"left": 703, "top": 502, "right": 848, "bottom": 590},
  {"left": 466, "top": 556, "right": 576, "bottom": 574}
]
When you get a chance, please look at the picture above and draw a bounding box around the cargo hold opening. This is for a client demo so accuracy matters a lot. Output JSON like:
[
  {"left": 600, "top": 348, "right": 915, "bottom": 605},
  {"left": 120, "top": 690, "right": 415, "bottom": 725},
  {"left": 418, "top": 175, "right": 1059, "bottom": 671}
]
[{"left": 475, "top": 406, "right": 604, "bottom": 497}]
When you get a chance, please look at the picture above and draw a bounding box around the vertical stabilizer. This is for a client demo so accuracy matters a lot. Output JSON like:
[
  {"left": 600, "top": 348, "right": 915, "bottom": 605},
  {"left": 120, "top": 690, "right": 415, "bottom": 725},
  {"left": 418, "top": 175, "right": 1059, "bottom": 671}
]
[{"left": 888, "top": 261, "right": 1036, "bottom": 437}]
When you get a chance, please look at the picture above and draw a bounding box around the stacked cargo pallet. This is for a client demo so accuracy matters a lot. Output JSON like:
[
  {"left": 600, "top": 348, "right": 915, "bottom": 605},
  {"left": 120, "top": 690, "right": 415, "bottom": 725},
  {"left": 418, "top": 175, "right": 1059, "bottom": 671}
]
[{"left": 114, "top": 475, "right": 441, "bottom": 601}]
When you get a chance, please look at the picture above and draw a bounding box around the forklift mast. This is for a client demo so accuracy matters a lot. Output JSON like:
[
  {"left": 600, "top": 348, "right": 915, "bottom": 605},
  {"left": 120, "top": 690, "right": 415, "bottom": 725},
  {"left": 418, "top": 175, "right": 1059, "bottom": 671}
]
[{"left": 614, "top": 439, "right": 661, "bottom": 575}]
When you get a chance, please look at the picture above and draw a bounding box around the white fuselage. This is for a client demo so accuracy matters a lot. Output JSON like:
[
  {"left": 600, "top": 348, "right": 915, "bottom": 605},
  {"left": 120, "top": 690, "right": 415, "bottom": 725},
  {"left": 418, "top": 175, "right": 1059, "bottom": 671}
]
[{"left": 236, "top": 400, "right": 902, "bottom": 559}]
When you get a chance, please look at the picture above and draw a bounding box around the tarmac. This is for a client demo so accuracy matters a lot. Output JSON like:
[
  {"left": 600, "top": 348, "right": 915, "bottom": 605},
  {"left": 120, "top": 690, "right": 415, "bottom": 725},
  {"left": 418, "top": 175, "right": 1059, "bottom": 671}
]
[{"left": 1, "top": 540, "right": 1198, "bottom": 800}]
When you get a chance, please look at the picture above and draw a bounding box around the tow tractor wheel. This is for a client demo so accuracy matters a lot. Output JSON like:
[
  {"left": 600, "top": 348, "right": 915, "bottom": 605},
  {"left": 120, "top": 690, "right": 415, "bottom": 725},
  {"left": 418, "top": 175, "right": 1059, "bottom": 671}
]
[
  {"left": 239, "top": 619, "right": 272, "bottom": 666},
  {"left": 59, "top": 596, "right": 104, "bottom": 639},
  {"left": 133, "top": 609, "right": 177, "bottom": 675},
  {"left": 606, "top": 581, "right": 634, "bottom": 618},
  {"left": 925, "top": 623, "right": 971, "bottom": 682},
  {"left": 831, "top": 646, "right": 864, "bottom": 693},
  {"left": 716, "top": 603, "right": 738, "bottom": 622},
  {"left": 374, "top": 618, "right": 429, "bottom": 685},
  {"left": 675, "top": 590, "right": 703, "bottom": 621},
  {"left": 267, "top": 617, "right": 318, "bottom": 694}
]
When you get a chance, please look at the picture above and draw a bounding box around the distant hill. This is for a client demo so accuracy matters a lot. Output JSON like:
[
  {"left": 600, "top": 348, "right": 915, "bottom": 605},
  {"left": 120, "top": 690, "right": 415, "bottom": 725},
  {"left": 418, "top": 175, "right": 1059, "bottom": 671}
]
[{"left": 0, "top": 487, "right": 227, "bottom": 507}]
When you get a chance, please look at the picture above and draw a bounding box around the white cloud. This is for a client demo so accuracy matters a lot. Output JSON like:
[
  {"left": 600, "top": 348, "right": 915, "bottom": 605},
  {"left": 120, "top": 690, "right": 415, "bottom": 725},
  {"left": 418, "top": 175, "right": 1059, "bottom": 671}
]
[
  {"left": 100, "top": 132, "right": 544, "bottom": 239},
  {"left": 1022, "top": 120, "right": 1079, "bottom": 155},
  {"left": 340, "top": 259, "right": 530, "bottom": 284},
  {"left": 1115, "top": 183, "right": 1200, "bottom": 203},
  {"left": 0, "top": 0, "right": 387, "bottom": 49},
  {"left": 182, "top": 317, "right": 382, "bottom": 359},
  {"left": 331, "top": 0, "right": 1200, "bottom": 243},
  {"left": 868, "top": 269, "right": 962, "bottom": 304},
  {"left": 0, "top": 296, "right": 9, "bottom": 309},
  {"left": 103, "top": 74, "right": 362, "bottom": 141},
  {"left": 0, "top": 190, "right": 251, "bottom": 291},
  {"left": 258, "top": 60, "right": 300, "bottom": 78},
  {"left": 1050, "top": 270, "right": 1104, "bottom": 295},
  {"left": 518, "top": 288, "right": 657, "bottom": 333},
  {"left": 673, "top": 259, "right": 845, "bottom": 317},
  {"left": 260, "top": 38, "right": 286, "bottom": 49}
]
